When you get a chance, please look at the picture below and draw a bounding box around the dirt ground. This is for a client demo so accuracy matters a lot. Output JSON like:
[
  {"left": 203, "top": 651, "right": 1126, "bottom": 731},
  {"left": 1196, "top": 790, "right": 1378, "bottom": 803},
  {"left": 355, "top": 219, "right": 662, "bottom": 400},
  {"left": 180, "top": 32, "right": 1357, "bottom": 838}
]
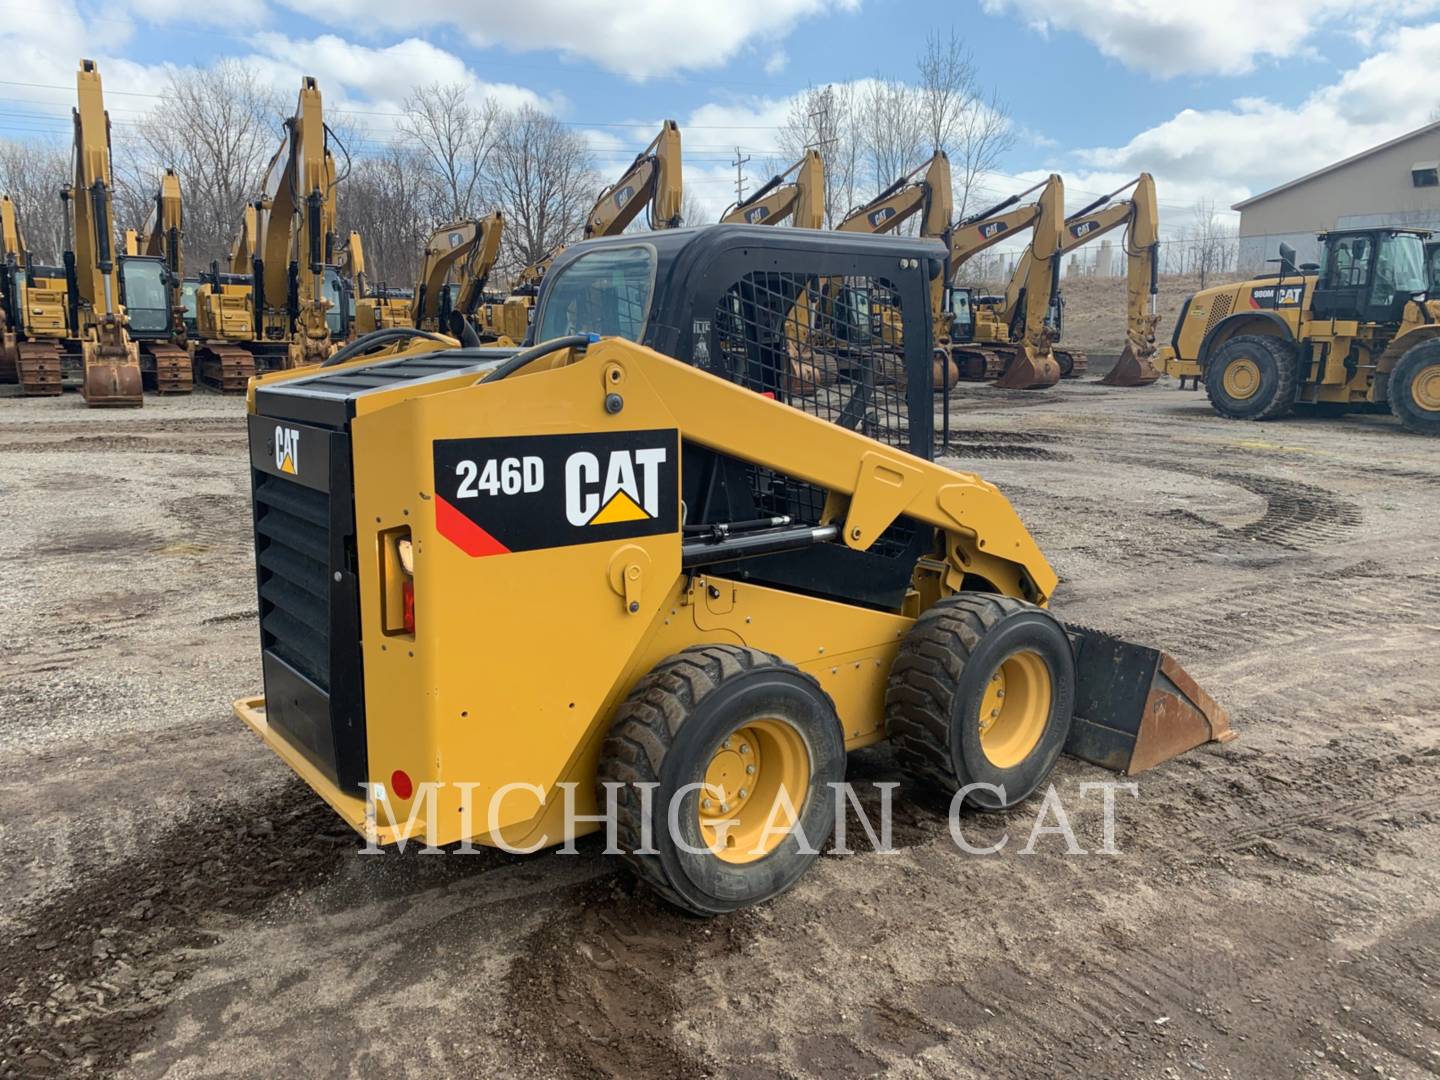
[{"left": 2, "top": 372, "right": 1438, "bottom": 1080}]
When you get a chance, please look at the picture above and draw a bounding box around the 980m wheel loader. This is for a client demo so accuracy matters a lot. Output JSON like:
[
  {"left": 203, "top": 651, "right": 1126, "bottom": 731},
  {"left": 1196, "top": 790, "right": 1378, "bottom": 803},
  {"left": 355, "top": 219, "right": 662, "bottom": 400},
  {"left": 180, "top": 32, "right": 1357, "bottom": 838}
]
[{"left": 235, "top": 225, "right": 1232, "bottom": 915}]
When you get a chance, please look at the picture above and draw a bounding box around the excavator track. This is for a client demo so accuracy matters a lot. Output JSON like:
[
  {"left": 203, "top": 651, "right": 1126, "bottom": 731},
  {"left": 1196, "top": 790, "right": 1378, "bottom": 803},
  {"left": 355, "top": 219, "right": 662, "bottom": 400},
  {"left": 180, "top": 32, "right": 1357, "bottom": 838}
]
[
  {"left": 0, "top": 335, "right": 17, "bottom": 384},
  {"left": 952, "top": 347, "right": 1007, "bottom": 382},
  {"left": 195, "top": 345, "right": 255, "bottom": 394},
  {"left": 16, "top": 341, "right": 62, "bottom": 396},
  {"left": 146, "top": 344, "right": 194, "bottom": 394},
  {"left": 1056, "top": 348, "right": 1088, "bottom": 379}
]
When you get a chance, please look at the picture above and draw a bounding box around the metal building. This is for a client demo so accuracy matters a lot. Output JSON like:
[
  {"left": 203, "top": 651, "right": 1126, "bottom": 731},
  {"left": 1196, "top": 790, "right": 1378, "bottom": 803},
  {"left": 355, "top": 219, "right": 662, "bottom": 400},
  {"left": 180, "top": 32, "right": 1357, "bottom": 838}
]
[{"left": 1233, "top": 120, "right": 1440, "bottom": 271}]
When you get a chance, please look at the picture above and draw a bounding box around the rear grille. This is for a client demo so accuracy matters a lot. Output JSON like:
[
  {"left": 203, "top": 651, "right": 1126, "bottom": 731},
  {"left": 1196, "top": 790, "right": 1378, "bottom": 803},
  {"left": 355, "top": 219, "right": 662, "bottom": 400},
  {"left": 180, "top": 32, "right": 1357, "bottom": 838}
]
[{"left": 254, "top": 472, "right": 331, "bottom": 690}]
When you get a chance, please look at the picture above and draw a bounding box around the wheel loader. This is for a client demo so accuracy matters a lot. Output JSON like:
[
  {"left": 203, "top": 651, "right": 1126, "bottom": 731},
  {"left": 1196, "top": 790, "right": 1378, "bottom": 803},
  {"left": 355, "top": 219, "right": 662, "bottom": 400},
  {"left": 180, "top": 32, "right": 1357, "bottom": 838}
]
[
  {"left": 234, "top": 225, "right": 1232, "bottom": 915},
  {"left": 1160, "top": 228, "right": 1440, "bottom": 434}
]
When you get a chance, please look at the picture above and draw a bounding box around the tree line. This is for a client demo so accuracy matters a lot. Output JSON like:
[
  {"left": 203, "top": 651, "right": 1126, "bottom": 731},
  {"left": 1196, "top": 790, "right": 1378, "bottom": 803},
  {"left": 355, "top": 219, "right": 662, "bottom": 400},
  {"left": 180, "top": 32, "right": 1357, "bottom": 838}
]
[{"left": 0, "top": 30, "right": 1012, "bottom": 290}]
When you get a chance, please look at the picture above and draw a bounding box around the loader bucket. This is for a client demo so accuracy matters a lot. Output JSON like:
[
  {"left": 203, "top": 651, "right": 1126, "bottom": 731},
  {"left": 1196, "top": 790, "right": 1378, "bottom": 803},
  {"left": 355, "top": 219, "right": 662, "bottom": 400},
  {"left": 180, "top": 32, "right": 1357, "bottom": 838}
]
[
  {"left": 1064, "top": 626, "right": 1235, "bottom": 774},
  {"left": 1099, "top": 342, "right": 1162, "bottom": 387},
  {"left": 994, "top": 347, "right": 1060, "bottom": 390}
]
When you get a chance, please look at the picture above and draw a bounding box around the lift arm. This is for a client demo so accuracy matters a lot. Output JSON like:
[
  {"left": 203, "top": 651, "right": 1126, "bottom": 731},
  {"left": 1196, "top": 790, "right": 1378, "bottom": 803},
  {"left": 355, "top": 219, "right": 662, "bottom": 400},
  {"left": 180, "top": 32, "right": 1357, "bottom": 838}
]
[
  {"left": 721, "top": 151, "right": 825, "bottom": 229},
  {"left": 338, "top": 229, "right": 366, "bottom": 299}
]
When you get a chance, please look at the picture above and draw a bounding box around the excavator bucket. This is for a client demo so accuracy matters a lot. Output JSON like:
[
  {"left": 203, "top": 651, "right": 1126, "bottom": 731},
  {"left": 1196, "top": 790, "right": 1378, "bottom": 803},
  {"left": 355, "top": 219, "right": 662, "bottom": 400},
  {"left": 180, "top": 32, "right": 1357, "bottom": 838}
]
[
  {"left": 1100, "top": 341, "right": 1162, "bottom": 387},
  {"left": 995, "top": 346, "right": 1061, "bottom": 390},
  {"left": 1065, "top": 627, "right": 1235, "bottom": 774},
  {"left": 80, "top": 317, "right": 143, "bottom": 407}
]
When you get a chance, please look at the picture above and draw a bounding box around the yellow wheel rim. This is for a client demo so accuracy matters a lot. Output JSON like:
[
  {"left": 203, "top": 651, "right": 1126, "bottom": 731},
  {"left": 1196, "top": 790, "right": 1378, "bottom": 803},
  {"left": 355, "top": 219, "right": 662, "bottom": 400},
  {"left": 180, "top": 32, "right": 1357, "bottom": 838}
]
[
  {"left": 698, "top": 718, "right": 811, "bottom": 864},
  {"left": 1222, "top": 357, "right": 1262, "bottom": 400},
  {"left": 1412, "top": 365, "right": 1440, "bottom": 412},
  {"left": 977, "top": 650, "right": 1052, "bottom": 769}
]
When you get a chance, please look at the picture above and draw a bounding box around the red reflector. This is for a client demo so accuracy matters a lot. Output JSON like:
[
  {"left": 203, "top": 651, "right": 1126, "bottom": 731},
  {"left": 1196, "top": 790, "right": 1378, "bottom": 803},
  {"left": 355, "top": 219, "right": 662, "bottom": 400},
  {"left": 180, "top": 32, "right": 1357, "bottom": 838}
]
[
  {"left": 401, "top": 579, "right": 415, "bottom": 634},
  {"left": 390, "top": 770, "right": 413, "bottom": 800},
  {"left": 761, "top": 391, "right": 775, "bottom": 399}
]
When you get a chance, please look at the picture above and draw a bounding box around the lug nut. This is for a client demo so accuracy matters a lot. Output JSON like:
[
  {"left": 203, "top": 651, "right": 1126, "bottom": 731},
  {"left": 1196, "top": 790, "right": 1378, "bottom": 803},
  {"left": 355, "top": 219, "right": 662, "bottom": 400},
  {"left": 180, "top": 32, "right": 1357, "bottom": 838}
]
[
  {"left": 703, "top": 799, "right": 713, "bottom": 810},
  {"left": 720, "top": 802, "right": 730, "bottom": 813},
  {"left": 740, "top": 743, "right": 750, "bottom": 754},
  {"left": 746, "top": 765, "right": 755, "bottom": 775},
  {"left": 738, "top": 788, "right": 748, "bottom": 799}
]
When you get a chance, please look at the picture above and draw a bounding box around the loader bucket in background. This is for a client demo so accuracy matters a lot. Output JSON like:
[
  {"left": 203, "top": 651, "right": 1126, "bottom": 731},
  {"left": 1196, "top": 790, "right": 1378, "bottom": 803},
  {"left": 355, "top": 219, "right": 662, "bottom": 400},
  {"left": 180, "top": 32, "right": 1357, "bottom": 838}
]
[
  {"left": 1100, "top": 341, "right": 1162, "bottom": 387},
  {"left": 1064, "top": 626, "right": 1235, "bottom": 774},
  {"left": 994, "top": 346, "right": 1061, "bottom": 390}
]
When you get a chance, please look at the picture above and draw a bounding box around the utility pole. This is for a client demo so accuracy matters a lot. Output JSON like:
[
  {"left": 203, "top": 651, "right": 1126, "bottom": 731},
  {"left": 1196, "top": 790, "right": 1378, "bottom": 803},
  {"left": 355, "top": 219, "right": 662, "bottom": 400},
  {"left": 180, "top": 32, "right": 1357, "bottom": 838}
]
[{"left": 730, "top": 146, "right": 751, "bottom": 204}]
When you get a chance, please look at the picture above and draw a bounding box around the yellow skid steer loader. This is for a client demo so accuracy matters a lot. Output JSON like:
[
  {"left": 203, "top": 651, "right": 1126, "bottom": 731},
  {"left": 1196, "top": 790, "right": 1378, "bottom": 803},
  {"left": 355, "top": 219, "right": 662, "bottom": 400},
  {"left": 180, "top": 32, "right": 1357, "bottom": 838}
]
[{"left": 235, "top": 226, "right": 1231, "bottom": 915}]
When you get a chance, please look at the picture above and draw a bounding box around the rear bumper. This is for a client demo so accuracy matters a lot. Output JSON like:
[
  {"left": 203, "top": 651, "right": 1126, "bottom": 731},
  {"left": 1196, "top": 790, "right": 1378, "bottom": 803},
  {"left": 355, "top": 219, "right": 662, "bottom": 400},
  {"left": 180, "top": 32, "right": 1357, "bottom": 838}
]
[{"left": 234, "top": 695, "right": 401, "bottom": 845}]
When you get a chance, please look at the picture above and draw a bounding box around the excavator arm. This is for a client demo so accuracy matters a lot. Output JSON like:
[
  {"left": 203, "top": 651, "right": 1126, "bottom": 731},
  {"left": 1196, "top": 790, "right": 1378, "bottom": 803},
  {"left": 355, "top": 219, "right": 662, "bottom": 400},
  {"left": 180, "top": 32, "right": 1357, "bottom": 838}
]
[
  {"left": 447, "top": 211, "right": 504, "bottom": 320},
  {"left": 67, "top": 59, "right": 142, "bottom": 405},
  {"left": 585, "top": 119, "right": 683, "bottom": 237},
  {"left": 512, "top": 121, "right": 683, "bottom": 294},
  {"left": 838, "top": 151, "right": 952, "bottom": 236},
  {"left": 412, "top": 219, "right": 481, "bottom": 328},
  {"left": 992, "top": 174, "right": 1161, "bottom": 386},
  {"left": 255, "top": 77, "right": 333, "bottom": 365},
  {"left": 721, "top": 151, "right": 825, "bottom": 229}
]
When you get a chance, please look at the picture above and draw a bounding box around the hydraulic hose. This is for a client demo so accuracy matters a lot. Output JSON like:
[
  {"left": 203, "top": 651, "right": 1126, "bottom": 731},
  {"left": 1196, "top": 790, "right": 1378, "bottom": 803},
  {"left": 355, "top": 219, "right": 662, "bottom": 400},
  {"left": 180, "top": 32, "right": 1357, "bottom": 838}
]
[
  {"left": 321, "top": 327, "right": 452, "bottom": 367},
  {"left": 479, "top": 334, "right": 597, "bottom": 383}
]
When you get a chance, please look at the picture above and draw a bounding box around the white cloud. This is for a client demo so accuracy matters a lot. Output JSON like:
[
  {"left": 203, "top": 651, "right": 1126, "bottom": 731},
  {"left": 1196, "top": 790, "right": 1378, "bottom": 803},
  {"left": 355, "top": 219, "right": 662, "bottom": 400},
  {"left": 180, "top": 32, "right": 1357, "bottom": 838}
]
[
  {"left": 1068, "top": 21, "right": 1440, "bottom": 213},
  {"left": 122, "top": 0, "right": 268, "bottom": 27},
  {"left": 270, "top": 0, "right": 857, "bottom": 78},
  {"left": 764, "top": 50, "right": 789, "bottom": 75},
  {"left": 981, "top": 0, "right": 1440, "bottom": 76}
]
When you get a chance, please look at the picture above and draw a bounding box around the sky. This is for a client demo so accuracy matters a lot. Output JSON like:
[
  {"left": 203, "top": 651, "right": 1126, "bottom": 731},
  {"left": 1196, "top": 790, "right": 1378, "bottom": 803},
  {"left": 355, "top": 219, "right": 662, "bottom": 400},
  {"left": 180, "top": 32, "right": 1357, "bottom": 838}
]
[{"left": 5, "top": 0, "right": 1440, "bottom": 249}]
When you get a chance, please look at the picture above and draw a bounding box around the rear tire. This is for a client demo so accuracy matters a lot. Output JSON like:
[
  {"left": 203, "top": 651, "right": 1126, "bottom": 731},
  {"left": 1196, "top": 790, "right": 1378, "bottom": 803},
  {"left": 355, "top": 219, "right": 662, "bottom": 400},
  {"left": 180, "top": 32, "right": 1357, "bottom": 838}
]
[
  {"left": 1204, "top": 334, "right": 1298, "bottom": 421},
  {"left": 598, "top": 645, "right": 845, "bottom": 916},
  {"left": 1388, "top": 340, "right": 1440, "bottom": 436},
  {"left": 885, "top": 594, "right": 1074, "bottom": 810}
]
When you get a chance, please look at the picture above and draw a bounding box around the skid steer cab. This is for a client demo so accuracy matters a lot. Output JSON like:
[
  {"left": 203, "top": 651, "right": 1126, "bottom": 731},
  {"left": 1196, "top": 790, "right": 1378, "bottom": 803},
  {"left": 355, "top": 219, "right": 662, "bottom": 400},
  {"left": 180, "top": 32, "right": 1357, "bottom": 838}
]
[{"left": 236, "top": 225, "right": 1232, "bottom": 916}]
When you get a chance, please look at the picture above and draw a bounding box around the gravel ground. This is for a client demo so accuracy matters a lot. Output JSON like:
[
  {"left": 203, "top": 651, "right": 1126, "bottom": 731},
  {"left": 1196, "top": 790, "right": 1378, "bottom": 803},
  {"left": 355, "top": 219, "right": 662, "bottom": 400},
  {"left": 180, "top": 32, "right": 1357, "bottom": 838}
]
[{"left": 1, "top": 375, "right": 1437, "bottom": 1079}]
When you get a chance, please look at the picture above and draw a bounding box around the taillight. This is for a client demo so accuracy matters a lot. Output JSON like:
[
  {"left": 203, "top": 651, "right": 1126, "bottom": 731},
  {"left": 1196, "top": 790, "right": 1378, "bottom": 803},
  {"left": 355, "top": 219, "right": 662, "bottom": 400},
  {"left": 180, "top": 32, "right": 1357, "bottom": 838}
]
[
  {"left": 402, "top": 579, "right": 415, "bottom": 634},
  {"left": 380, "top": 528, "right": 415, "bottom": 636}
]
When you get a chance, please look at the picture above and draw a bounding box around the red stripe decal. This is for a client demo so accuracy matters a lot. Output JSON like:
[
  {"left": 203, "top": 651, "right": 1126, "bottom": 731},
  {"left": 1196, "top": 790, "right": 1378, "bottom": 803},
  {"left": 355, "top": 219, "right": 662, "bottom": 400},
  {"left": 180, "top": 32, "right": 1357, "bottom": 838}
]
[{"left": 435, "top": 495, "right": 510, "bottom": 557}]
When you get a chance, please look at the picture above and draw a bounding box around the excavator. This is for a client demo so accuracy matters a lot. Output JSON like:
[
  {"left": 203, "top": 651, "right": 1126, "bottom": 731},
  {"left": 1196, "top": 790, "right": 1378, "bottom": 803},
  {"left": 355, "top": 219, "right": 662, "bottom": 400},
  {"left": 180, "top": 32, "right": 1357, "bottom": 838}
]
[
  {"left": 838, "top": 155, "right": 1063, "bottom": 390},
  {"left": 190, "top": 77, "right": 344, "bottom": 388},
  {"left": 721, "top": 150, "right": 824, "bottom": 229},
  {"left": 191, "top": 200, "right": 265, "bottom": 391},
  {"left": 353, "top": 213, "right": 505, "bottom": 337},
  {"left": 972, "top": 174, "right": 1162, "bottom": 386},
  {"left": 53, "top": 59, "right": 190, "bottom": 405},
  {"left": 477, "top": 121, "right": 683, "bottom": 344},
  {"left": 123, "top": 167, "right": 193, "bottom": 393},
  {"left": 0, "top": 196, "right": 71, "bottom": 394}
]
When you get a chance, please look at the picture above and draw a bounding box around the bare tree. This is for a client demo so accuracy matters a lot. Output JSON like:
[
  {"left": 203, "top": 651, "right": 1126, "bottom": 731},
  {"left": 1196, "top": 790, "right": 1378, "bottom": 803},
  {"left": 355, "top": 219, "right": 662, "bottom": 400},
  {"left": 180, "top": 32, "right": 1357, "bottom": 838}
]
[
  {"left": 779, "top": 83, "right": 859, "bottom": 228},
  {"left": 400, "top": 83, "right": 500, "bottom": 223},
  {"left": 485, "top": 105, "right": 597, "bottom": 279},
  {"left": 338, "top": 144, "right": 432, "bottom": 288},
  {"left": 1185, "top": 199, "right": 1238, "bottom": 288},
  {"left": 917, "top": 31, "right": 1016, "bottom": 219},
  {"left": 131, "top": 61, "right": 282, "bottom": 270},
  {"left": 0, "top": 140, "right": 70, "bottom": 262},
  {"left": 858, "top": 78, "right": 925, "bottom": 213}
]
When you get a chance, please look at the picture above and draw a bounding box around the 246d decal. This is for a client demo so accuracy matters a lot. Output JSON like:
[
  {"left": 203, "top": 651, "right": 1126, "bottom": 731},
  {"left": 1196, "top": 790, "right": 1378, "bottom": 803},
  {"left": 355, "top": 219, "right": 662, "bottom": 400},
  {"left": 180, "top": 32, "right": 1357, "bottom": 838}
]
[{"left": 433, "top": 429, "right": 680, "bottom": 556}]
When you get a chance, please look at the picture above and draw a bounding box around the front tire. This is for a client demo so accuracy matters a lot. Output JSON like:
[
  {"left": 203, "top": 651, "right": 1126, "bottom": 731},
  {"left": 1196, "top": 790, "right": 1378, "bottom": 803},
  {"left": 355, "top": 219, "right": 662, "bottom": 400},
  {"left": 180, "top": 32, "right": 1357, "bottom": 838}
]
[
  {"left": 885, "top": 594, "right": 1074, "bottom": 810},
  {"left": 598, "top": 645, "right": 845, "bottom": 916},
  {"left": 1389, "top": 340, "right": 1440, "bottom": 435},
  {"left": 1205, "top": 334, "right": 1298, "bottom": 421}
]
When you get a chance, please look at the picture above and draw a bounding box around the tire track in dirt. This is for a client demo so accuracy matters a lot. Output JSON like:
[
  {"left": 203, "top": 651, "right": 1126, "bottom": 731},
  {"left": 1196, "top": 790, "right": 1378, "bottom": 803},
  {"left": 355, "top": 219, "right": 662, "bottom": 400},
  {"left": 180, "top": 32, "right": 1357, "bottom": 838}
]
[{"left": 502, "top": 877, "right": 730, "bottom": 1078}]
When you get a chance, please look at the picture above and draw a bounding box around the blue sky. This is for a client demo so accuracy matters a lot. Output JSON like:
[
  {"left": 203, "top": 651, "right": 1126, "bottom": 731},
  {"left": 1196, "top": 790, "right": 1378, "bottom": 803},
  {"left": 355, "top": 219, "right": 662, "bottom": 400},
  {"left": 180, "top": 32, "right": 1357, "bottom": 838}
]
[{"left": 6, "top": 0, "right": 1440, "bottom": 237}]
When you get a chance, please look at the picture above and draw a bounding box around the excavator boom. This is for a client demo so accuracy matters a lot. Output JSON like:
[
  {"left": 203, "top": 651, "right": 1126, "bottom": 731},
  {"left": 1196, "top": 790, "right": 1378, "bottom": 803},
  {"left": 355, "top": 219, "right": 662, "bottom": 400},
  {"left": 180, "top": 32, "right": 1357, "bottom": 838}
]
[
  {"left": 838, "top": 151, "right": 952, "bottom": 236},
  {"left": 585, "top": 120, "right": 682, "bottom": 238},
  {"left": 721, "top": 150, "right": 825, "bottom": 229}
]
